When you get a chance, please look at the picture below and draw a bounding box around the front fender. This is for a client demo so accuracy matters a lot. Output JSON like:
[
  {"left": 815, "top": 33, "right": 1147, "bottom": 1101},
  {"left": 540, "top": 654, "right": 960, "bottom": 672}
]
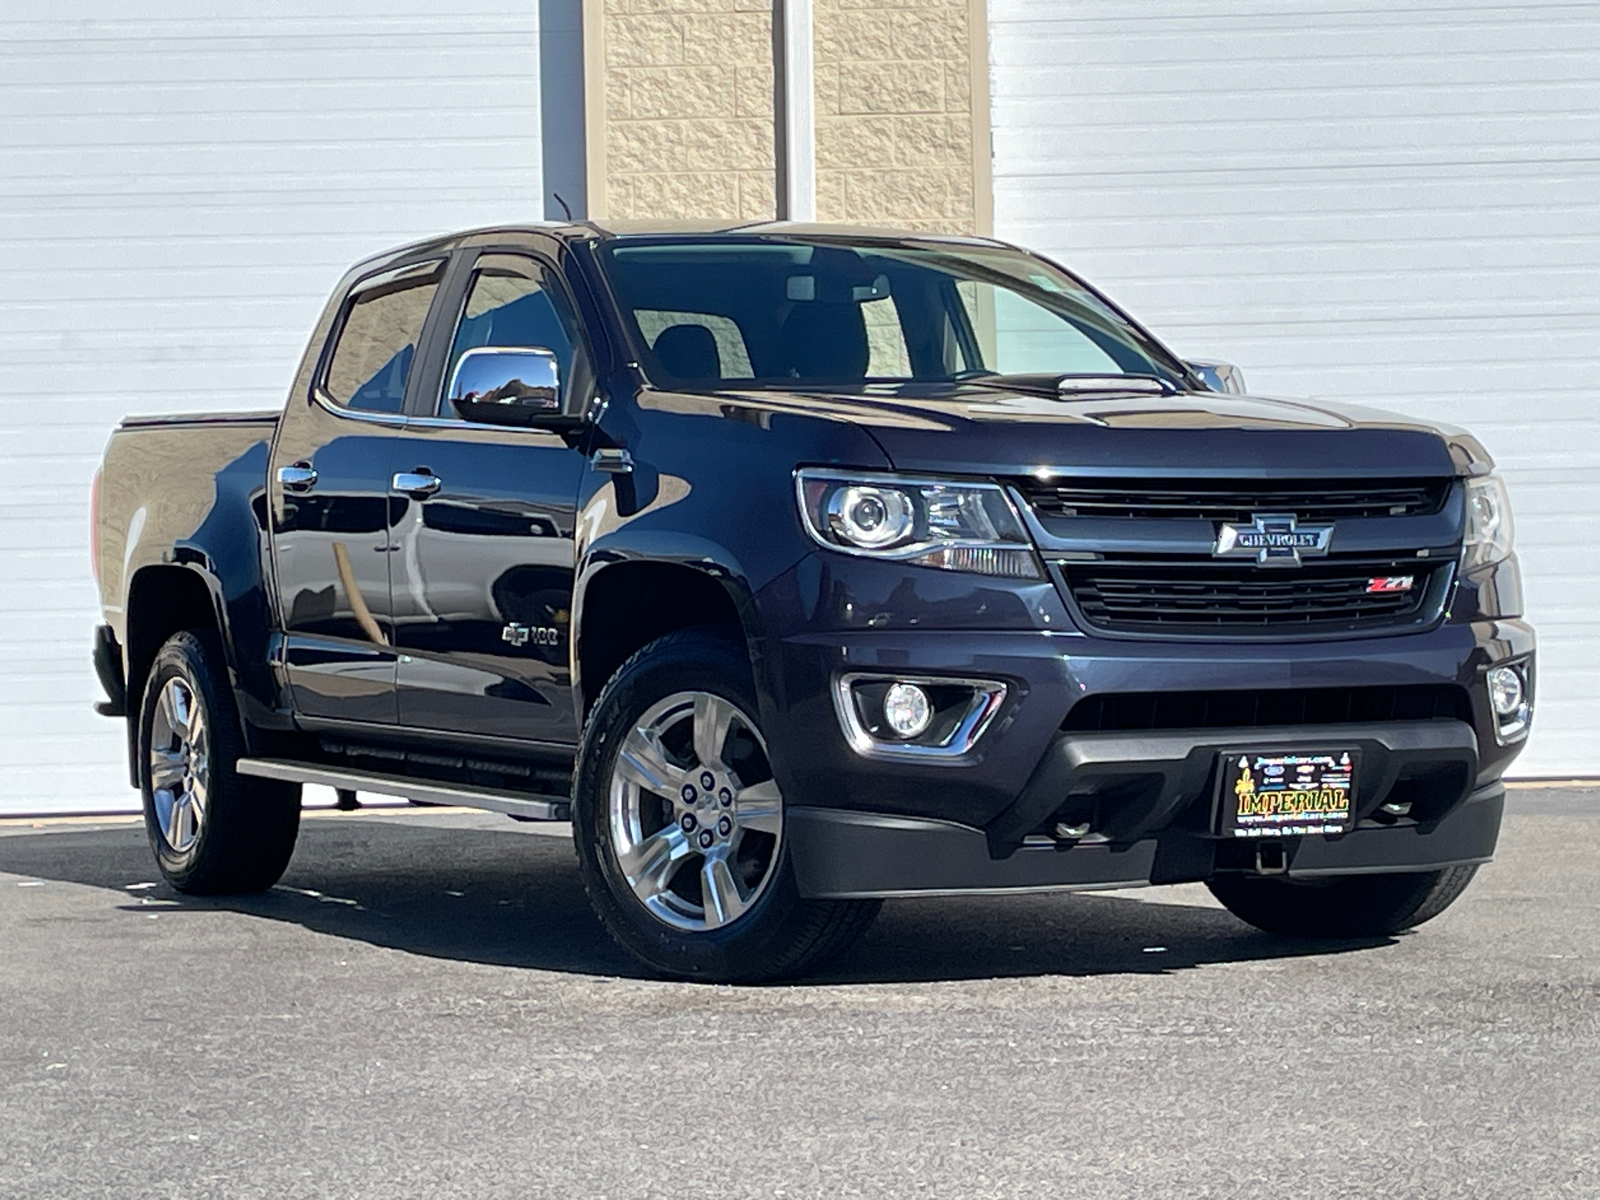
[{"left": 570, "top": 393, "right": 891, "bottom": 730}]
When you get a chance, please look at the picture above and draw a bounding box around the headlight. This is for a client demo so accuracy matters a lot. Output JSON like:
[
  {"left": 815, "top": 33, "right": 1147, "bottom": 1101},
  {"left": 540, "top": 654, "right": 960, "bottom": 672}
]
[
  {"left": 827, "top": 485, "right": 914, "bottom": 548},
  {"left": 796, "top": 469, "right": 1041, "bottom": 579},
  {"left": 1463, "top": 474, "right": 1514, "bottom": 569}
]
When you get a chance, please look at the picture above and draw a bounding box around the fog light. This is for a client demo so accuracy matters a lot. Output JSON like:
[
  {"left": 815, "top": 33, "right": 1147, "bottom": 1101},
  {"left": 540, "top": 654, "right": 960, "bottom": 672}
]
[
  {"left": 1488, "top": 666, "right": 1524, "bottom": 717},
  {"left": 835, "top": 673, "right": 1008, "bottom": 760},
  {"left": 882, "top": 682, "right": 932, "bottom": 739}
]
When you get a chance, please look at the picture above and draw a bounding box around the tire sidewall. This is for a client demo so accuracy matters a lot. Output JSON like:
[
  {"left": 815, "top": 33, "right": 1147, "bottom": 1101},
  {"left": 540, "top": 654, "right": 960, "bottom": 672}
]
[
  {"left": 573, "top": 630, "right": 809, "bottom": 980},
  {"left": 137, "top": 631, "right": 236, "bottom": 889},
  {"left": 1207, "top": 868, "right": 1465, "bottom": 938}
]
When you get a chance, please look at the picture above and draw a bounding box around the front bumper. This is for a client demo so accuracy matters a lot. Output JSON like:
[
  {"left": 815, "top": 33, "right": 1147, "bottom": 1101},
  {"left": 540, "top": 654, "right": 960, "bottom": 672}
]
[
  {"left": 986, "top": 718, "right": 1479, "bottom": 851},
  {"left": 765, "top": 617, "right": 1532, "bottom": 897},
  {"left": 789, "top": 783, "right": 1505, "bottom": 899}
]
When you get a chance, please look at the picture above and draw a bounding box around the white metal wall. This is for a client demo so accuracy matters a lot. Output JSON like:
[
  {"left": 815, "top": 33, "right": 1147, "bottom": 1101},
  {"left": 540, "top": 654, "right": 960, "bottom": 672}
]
[
  {"left": 990, "top": 0, "right": 1600, "bottom": 777},
  {"left": 0, "top": 3, "right": 565, "bottom": 814}
]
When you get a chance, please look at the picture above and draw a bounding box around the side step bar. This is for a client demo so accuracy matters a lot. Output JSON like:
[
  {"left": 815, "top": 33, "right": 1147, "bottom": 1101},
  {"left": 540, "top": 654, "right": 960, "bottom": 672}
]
[{"left": 235, "top": 758, "right": 571, "bottom": 822}]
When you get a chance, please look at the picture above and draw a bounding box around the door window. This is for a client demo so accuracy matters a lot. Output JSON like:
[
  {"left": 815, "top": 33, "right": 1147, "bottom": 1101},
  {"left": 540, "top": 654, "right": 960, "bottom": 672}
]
[
  {"left": 323, "top": 269, "right": 441, "bottom": 413},
  {"left": 441, "top": 259, "right": 581, "bottom": 413}
]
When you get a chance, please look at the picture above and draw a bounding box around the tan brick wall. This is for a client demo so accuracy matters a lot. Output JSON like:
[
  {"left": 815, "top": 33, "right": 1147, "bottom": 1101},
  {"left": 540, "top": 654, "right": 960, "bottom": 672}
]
[
  {"left": 814, "top": 0, "right": 980, "bottom": 232},
  {"left": 599, "top": 0, "right": 776, "bottom": 220}
]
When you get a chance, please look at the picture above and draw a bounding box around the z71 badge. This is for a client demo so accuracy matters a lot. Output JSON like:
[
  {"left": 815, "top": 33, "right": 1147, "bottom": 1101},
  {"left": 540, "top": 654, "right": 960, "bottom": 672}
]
[{"left": 1214, "top": 512, "right": 1334, "bottom": 567}]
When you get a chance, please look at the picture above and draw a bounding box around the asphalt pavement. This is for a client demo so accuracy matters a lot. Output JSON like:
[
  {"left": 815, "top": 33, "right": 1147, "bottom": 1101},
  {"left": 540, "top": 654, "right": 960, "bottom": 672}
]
[{"left": 1, "top": 788, "right": 1596, "bottom": 1199}]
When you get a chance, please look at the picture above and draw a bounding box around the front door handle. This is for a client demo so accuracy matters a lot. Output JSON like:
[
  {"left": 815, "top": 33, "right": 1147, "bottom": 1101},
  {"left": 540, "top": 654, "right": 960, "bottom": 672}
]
[
  {"left": 392, "top": 470, "right": 443, "bottom": 498},
  {"left": 277, "top": 462, "right": 318, "bottom": 492}
]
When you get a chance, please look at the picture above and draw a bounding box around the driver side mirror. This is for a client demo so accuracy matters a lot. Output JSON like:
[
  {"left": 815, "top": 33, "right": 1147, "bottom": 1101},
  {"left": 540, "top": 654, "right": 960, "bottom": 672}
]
[
  {"left": 1186, "top": 359, "right": 1246, "bottom": 395},
  {"left": 447, "top": 347, "right": 568, "bottom": 428}
]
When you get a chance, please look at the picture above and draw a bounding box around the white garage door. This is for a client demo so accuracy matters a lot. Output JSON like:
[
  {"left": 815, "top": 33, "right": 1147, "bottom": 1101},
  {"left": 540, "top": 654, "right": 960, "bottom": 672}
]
[
  {"left": 990, "top": 0, "right": 1600, "bottom": 776},
  {"left": 0, "top": 2, "right": 577, "bottom": 814}
]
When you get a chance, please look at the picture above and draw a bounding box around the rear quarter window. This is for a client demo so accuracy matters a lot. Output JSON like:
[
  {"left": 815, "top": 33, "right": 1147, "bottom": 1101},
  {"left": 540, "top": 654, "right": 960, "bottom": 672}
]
[{"left": 323, "top": 271, "right": 441, "bottom": 412}]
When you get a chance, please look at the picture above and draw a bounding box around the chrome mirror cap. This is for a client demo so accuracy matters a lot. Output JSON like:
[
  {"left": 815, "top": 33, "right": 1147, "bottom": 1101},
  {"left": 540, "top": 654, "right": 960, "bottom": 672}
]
[
  {"left": 1186, "top": 359, "right": 1246, "bottom": 395},
  {"left": 447, "top": 346, "right": 562, "bottom": 427}
]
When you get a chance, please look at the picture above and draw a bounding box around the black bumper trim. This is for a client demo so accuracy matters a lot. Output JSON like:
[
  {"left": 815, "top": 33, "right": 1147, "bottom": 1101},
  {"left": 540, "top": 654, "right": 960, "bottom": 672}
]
[
  {"left": 1282, "top": 785, "right": 1502, "bottom": 877},
  {"left": 789, "top": 808, "right": 1156, "bottom": 899},
  {"left": 988, "top": 718, "right": 1480, "bottom": 851},
  {"left": 788, "top": 785, "right": 1503, "bottom": 900}
]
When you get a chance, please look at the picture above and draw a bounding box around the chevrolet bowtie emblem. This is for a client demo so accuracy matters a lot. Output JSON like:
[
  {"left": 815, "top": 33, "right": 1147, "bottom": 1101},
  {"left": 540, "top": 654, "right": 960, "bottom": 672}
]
[{"left": 1214, "top": 512, "right": 1334, "bottom": 567}]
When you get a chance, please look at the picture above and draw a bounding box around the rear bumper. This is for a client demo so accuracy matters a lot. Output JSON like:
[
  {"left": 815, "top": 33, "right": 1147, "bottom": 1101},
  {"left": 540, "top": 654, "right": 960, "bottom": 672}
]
[
  {"left": 789, "top": 782, "right": 1504, "bottom": 900},
  {"left": 92, "top": 624, "right": 127, "bottom": 718}
]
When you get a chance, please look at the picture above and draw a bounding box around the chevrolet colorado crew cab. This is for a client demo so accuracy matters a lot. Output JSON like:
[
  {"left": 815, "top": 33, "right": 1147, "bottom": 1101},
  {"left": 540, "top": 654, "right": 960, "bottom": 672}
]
[{"left": 92, "top": 222, "right": 1534, "bottom": 981}]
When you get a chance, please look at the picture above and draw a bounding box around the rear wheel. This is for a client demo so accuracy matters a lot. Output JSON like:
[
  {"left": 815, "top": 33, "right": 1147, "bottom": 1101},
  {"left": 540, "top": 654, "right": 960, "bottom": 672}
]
[
  {"left": 1207, "top": 865, "right": 1479, "bottom": 938},
  {"left": 574, "top": 629, "right": 879, "bottom": 982},
  {"left": 138, "top": 630, "right": 301, "bottom": 894}
]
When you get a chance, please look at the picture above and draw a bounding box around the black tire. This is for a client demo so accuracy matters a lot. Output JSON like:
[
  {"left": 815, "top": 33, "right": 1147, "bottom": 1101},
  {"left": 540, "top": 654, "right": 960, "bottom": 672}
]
[
  {"left": 573, "top": 628, "right": 879, "bottom": 983},
  {"left": 137, "top": 630, "right": 301, "bottom": 894},
  {"left": 1207, "top": 865, "right": 1479, "bottom": 938}
]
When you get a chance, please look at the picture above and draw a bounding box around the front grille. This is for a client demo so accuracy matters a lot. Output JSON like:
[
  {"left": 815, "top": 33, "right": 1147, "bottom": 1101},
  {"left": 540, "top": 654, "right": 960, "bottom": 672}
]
[
  {"left": 1016, "top": 477, "right": 1451, "bottom": 523},
  {"left": 1063, "top": 684, "right": 1473, "bottom": 733},
  {"left": 1062, "top": 558, "right": 1448, "bottom": 634}
]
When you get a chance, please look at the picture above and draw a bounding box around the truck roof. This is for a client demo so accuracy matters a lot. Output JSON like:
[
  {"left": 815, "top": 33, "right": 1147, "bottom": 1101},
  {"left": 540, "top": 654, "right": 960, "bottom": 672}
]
[{"left": 360, "top": 220, "right": 1005, "bottom": 271}]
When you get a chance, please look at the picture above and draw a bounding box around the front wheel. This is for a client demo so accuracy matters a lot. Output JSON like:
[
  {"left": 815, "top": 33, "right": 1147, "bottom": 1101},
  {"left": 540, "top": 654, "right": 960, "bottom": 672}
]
[
  {"left": 573, "top": 629, "right": 879, "bottom": 982},
  {"left": 138, "top": 630, "right": 301, "bottom": 894},
  {"left": 1207, "top": 865, "right": 1479, "bottom": 938}
]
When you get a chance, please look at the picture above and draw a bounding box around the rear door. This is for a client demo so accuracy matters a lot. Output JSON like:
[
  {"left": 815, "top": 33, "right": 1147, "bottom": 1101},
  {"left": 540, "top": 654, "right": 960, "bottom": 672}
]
[
  {"left": 269, "top": 258, "right": 445, "bottom": 723},
  {"left": 388, "top": 250, "right": 590, "bottom": 745}
]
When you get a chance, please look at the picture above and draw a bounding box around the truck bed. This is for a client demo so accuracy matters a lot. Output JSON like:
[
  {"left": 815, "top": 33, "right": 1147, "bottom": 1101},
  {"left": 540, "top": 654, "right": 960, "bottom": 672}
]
[
  {"left": 119, "top": 410, "right": 279, "bottom": 429},
  {"left": 95, "top": 411, "right": 281, "bottom": 645}
]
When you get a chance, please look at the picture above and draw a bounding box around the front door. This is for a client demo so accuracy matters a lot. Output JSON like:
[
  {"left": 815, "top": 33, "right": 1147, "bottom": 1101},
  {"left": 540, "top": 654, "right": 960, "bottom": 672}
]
[
  {"left": 269, "top": 258, "right": 444, "bottom": 723},
  {"left": 389, "top": 252, "right": 588, "bottom": 745}
]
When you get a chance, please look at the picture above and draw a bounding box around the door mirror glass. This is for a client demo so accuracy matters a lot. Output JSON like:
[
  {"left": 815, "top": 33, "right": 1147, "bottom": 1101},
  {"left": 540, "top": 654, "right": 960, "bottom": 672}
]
[
  {"left": 1186, "top": 359, "right": 1246, "bottom": 394},
  {"left": 447, "top": 347, "right": 562, "bottom": 427}
]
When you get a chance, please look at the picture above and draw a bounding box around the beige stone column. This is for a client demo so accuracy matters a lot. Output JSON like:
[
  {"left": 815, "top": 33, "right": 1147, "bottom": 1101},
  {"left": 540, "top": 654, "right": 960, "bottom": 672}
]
[
  {"left": 584, "top": 0, "right": 776, "bottom": 221},
  {"left": 813, "top": 0, "right": 990, "bottom": 234},
  {"left": 582, "top": 0, "right": 990, "bottom": 232}
]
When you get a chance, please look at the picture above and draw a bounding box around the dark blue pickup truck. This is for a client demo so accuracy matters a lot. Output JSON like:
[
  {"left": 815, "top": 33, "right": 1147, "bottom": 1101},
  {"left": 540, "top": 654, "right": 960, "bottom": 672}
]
[{"left": 92, "top": 222, "right": 1534, "bottom": 981}]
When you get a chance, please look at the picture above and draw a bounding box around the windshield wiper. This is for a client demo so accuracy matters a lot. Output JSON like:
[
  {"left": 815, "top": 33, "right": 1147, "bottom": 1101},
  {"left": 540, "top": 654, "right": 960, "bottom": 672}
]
[{"left": 957, "top": 372, "right": 1180, "bottom": 398}]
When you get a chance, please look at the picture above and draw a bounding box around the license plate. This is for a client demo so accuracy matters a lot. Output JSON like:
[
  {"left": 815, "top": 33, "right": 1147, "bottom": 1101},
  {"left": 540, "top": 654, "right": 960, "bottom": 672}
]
[{"left": 1218, "top": 749, "right": 1357, "bottom": 837}]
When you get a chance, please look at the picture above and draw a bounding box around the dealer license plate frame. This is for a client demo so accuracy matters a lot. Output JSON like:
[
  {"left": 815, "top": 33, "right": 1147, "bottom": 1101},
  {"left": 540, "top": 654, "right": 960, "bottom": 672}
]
[{"left": 1216, "top": 748, "right": 1360, "bottom": 838}]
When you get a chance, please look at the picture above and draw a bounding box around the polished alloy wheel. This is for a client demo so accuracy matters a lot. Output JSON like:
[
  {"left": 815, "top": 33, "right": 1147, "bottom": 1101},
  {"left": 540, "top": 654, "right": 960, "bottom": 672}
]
[
  {"left": 148, "top": 675, "right": 210, "bottom": 854},
  {"left": 608, "top": 690, "right": 783, "bottom": 932}
]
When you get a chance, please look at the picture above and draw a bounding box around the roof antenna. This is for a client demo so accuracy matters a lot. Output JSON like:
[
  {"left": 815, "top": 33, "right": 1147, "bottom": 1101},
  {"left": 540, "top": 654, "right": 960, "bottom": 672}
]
[{"left": 553, "top": 192, "right": 573, "bottom": 221}]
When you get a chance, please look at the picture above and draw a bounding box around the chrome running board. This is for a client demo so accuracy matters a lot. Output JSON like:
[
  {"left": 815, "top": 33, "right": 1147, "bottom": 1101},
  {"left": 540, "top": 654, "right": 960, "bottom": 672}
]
[{"left": 235, "top": 758, "right": 571, "bottom": 821}]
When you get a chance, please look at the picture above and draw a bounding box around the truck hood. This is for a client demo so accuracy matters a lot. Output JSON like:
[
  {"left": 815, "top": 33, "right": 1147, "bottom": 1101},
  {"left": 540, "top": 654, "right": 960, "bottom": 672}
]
[{"left": 705, "top": 383, "right": 1476, "bottom": 478}]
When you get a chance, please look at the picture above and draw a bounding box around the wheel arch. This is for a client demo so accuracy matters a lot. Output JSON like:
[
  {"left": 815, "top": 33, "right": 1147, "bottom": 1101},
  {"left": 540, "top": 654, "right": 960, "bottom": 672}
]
[
  {"left": 123, "top": 563, "right": 235, "bottom": 785},
  {"left": 573, "top": 557, "right": 754, "bottom": 722}
]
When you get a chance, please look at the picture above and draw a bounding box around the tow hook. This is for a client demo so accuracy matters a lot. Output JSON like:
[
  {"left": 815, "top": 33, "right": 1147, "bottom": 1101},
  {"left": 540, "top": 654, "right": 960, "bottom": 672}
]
[{"left": 1255, "top": 842, "right": 1288, "bottom": 875}]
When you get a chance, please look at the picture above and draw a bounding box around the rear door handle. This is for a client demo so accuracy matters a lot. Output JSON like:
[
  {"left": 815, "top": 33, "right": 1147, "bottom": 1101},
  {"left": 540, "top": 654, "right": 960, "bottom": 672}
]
[
  {"left": 392, "top": 470, "right": 442, "bottom": 498},
  {"left": 277, "top": 462, "right": 318, "bottom": 492}
]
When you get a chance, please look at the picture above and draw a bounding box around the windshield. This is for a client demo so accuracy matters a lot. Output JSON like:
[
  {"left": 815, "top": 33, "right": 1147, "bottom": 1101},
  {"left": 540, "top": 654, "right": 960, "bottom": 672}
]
[{"left": 596, "top": 236, "right": 1187, "bottom": 391}]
